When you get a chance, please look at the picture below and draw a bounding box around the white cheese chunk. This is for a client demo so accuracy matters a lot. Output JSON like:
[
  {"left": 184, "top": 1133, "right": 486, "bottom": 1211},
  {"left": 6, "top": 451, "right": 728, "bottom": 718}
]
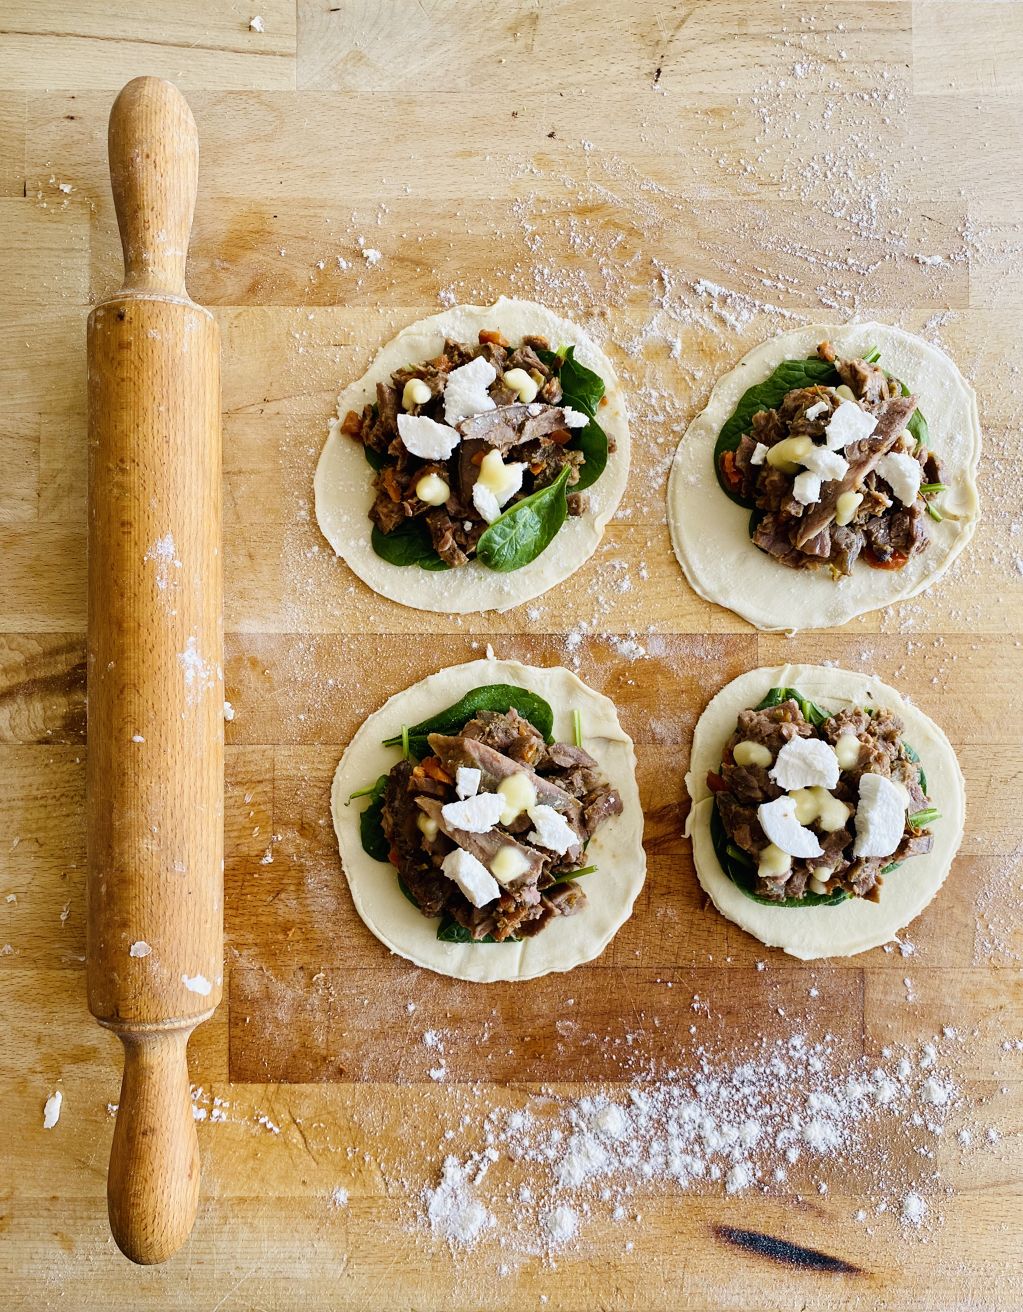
[
  {"left": 804, "top": 399, "right": 829, "bottom": 421},
  {"left": 43, "top": 1090, "right": 63, "bottom": 1129},
  {"left": 750, "top": 441, "right": 769, "bottom": 466},
  {"left": 441, "top": 847, "right": 500, "bottom": 907},
  {"left": 455, "top": 767, "right": 481, "bottom": 800},
  {"left": 853, "top": 772, "right": 908, "bottom": 858},
  {"left": 472, "top": 483, "right": 502, "bottom": 524},
  {"left": 441, "top": 791, "right": 504, "bottom": 834},
  {"left": 397, "top": 412, "right": 461, "bottom": 460},
  {"left": 793, "top": 470, "right": 822, "bottom": 505},
  {"left": 563, "top": 406, "right": 590, "bottom": 428},
  {"left": 129, "top": 940, "right": 152, "bottom": 958},
  {"left": 490, "top": 845, "right": 533, "bottom": 885},
  {"left": 770, "top": 736, "right": 840, "bottom": 790},
  {"left": 443, "top": 356, "right": 497, "bottom": 425},
  {"left": 757, "top": 795, "right": 824, "bottom": 858},
  {"left": 875, "top": 452, "right": 923, "bottom": 506},
  {"left": 800, "top": 445, "right": 849, "bottom": 481},
  {"left": 526, "top": 804, "right": 579, "bottom": 856},
  {"left": 825, "top": 399, "right": 878, "bottom": 450}
]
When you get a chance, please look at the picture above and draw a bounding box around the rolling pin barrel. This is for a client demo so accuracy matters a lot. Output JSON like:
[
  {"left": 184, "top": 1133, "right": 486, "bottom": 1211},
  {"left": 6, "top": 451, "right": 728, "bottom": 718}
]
[{"left": 86, "top": 77, "right": 222, "bottom": 1266}]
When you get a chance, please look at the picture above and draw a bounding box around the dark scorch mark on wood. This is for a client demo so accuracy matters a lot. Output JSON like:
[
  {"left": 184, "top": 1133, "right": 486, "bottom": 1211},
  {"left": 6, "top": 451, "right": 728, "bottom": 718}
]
[{"left": 715, "top": 1225, "right": 863, "bottom": 1275}]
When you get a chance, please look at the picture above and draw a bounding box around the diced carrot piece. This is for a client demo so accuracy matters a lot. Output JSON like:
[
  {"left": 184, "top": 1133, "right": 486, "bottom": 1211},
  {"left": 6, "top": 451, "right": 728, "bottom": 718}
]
[
  {"left": 479, "top": 329, "right": 509, "bottom": 347},
  {"left": 720, "top": 450, "right": 742, "bottom": 492},
  {"left": 706, "top": 770, "right": 729, "bottom": 794},
  {"left": 421, "top": 757, "right": 454, "bottom": 785},
  {"left": 381, "top": 467, "right": 402, "bottom": 502},
  {"left": 471, "top": 450, "right": 485, "bottom": 466},
  {"left": 549, "top": 428, "right": 572, "bottom": 446},
  {"left": 340, "top": 409, "right": 362, "bottom": 437}
]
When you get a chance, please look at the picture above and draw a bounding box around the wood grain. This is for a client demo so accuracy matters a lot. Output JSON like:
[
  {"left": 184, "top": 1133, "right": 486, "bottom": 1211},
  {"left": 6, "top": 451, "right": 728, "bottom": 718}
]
[
  {"left": 86, "top": 77, "right": 223, "bottom": 1263},
  {"left": 1, "top": 1, "right": 1022, "bottom": 1308}
]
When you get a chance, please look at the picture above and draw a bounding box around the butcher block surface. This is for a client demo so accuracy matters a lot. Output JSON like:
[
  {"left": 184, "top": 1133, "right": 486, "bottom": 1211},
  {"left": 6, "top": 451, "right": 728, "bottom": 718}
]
[{"left": 2, "top": 3, "right": 1023, "bottom": 1308}]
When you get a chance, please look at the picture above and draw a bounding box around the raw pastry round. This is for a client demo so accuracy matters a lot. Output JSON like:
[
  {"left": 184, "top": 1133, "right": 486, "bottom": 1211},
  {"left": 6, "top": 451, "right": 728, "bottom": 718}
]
[
  {"left": 315, "top": 298, "right": 630, "bottom": 614},
  {"left": 331, "top": 658, "right": 646, "bottom": 982},
  {"left": 684, "top": 663, "right": 965, "bottom": 959},
  {"left": 667, "top": 323, "right": 981, "bottom": 631}
]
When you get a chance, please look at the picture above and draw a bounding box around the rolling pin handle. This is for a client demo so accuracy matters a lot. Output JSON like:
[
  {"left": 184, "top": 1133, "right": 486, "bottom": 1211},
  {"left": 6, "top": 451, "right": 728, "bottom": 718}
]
[
  {"left": 107, "top": 1025, "right": 200, "bottom": 1265},
  {"left": 107, "top": 76, "right": 199, "bottom": 298}
]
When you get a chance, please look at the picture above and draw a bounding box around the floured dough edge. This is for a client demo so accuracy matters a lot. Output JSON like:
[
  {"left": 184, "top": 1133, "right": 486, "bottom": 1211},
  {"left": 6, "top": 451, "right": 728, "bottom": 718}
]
[
  {"left": 331, "top": 658, "right": 646, "bottom": 982},
  {"left": 683, "top": 664, "right": 966, "bottom": 960},
  {"left": 315, "top": 298, "right": 631, "bottom": 614},
  {"left": 667, "top": 323, "right": 981, "bottom": 632}
]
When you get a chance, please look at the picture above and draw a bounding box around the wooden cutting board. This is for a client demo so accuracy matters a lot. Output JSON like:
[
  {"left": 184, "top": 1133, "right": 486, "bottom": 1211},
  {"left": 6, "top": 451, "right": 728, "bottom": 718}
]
[{"left": 2, "top": 3, "right": 1022, "bottom": 1309}]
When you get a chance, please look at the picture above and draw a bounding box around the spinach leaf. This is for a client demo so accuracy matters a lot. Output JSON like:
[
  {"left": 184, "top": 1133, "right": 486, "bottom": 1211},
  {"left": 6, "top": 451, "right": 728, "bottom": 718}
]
[
  {"left": 355, "top": 775, "right": 390, "bottom": 862},
  {"left": 538, "top": 345, "right": 606, "bottom": 416},
  {"left": 436, "top": 914, "right": 514, "bottom": 944},
  {"left": 710, "top": 802, "right": 848, "bottom": 908},
  {"left": 570, "top": 417, "right": 608, "bottom": 491},
  {"left": 364, "top": 445, "right": 387, "bottom": 472},
  {"left": 370, "top": 520, "right": 449, "bottom": 571},
  {"left": 755, "top": 686, "right": 832, "bottom": 727},
  {"left": 476, "top": 465, "right": 571, "bottom": 573},
  {"left": 714, "top": 355, "right": 840, "bottom": 506},
  {"left": 537, "top": 345, "right": 609, "bottom": 491},
  {"left": 382, "top": 683, "right": 554, "bottom": 758}
]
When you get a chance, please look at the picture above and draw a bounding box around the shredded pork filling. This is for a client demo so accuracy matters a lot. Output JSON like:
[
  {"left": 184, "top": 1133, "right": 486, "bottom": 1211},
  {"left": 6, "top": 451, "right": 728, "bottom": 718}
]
[
  {"left": 732, "top": 341, "right": 943, "bottom": 577},
  {"left": 341, "top": 333, "right": 609, "bottom": 568},
  {"left": 711, "top": 698, "right": 935, "bottom": 902},
  {"left": 380, "top": 708, "right": 624, "bottom": 940}
]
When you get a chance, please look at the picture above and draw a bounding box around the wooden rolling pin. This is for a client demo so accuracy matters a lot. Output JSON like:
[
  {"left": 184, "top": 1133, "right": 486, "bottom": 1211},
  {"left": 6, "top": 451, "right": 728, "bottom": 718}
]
[{"left": 86, "top": 77, "right": 223, "bottom": 1266}]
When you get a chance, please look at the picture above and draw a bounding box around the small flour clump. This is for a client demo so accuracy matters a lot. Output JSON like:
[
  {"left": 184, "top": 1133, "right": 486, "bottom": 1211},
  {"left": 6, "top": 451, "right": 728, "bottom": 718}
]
[{"left": 424, "top": 1156, "right": 497, "bottom": 1246}]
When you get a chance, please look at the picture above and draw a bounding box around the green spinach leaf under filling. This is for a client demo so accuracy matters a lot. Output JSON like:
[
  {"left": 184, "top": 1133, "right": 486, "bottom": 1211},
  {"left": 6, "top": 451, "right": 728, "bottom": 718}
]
[
  {"left": 536, "top": 345, "right": 609, "bottom": 491},
  {"left": 381, "top": 684, "right": 555, "bottom": 760},
  {"left": 352, "top": 685, "right": 577, "bottom": 942},
  {"left": 712, "top": 685, "right": 930, "bottom": 908},
  {"left": 714, "top": 348, "right": 929, "bottom": 509},
  {"left": 370, "top": 520, "right": 451, "bottom": 570}
]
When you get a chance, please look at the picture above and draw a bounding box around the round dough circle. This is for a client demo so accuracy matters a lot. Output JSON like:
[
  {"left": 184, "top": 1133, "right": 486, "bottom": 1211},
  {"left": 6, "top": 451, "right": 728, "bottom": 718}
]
[
  {"left": 315, "top": 298, "right": 630, "bottom": 614},
  {"left": 684, "top": 663, "right": 966, "bottom": 960},
  {"left": 331, "top": 658, "right": 646, "bottom": 982},
  {"left": 667, "top": 323, "right": 981, "bottom": 632}
]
